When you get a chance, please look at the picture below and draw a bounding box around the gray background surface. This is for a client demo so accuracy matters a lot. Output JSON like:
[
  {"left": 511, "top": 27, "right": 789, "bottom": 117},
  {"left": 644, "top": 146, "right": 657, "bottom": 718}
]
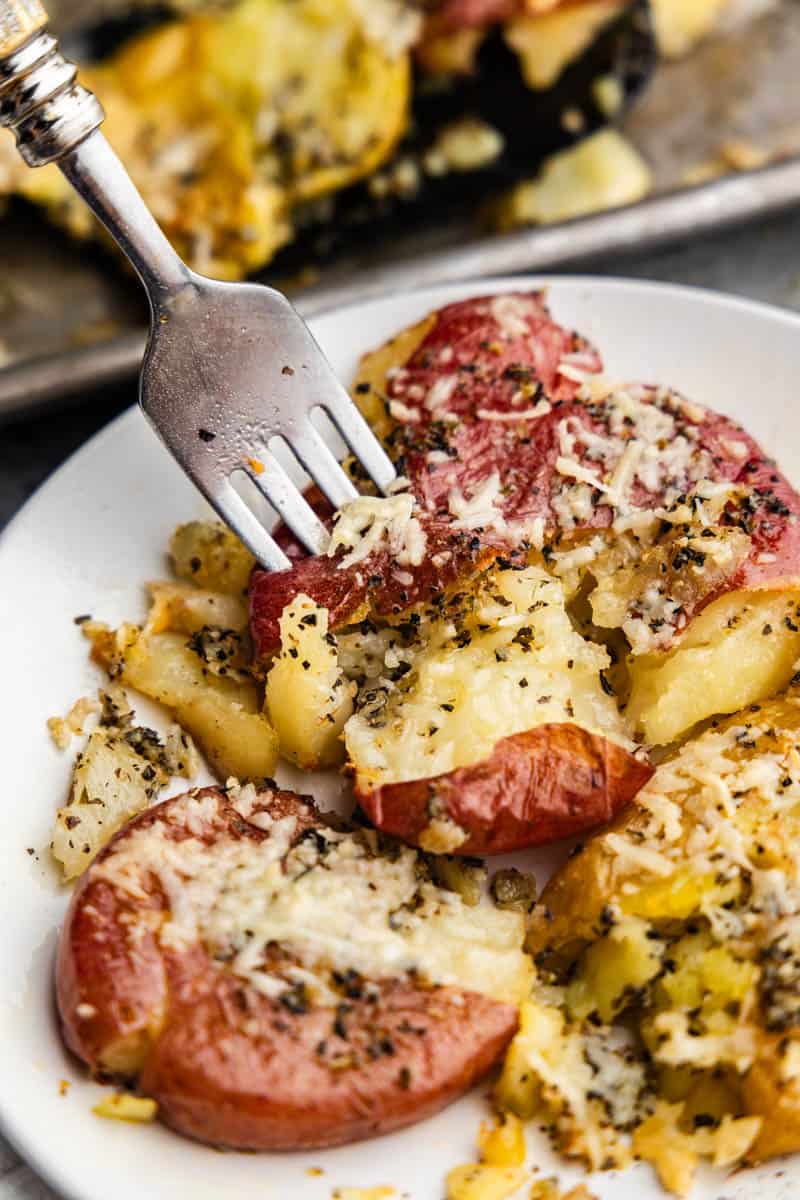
[{"left": 3, "top": 207, "right": 800, "bottom": 1195}]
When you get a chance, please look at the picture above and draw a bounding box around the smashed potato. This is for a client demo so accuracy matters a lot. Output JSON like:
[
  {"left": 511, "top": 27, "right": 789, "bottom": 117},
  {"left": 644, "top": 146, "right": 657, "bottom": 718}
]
[
  {"left": 497, "top": 690, "right": 800, "bottom": 1194},
  {"left": 626, "top": 589, "right": 800, "bottom": 744},
  {"left": 169, "top": 521, "right": 255, "bottom": 596},
  {"left": 52, "top": 689, "right": 196, "bottom": 879},
  {"left": 344, "top": 563, "right": 625, "bottom": 791}
]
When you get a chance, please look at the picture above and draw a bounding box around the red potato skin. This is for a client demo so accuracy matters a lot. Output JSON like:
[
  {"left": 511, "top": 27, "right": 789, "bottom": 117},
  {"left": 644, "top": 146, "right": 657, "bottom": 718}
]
[
  {"left": 252, "top": 291, "right": 800, "bottom": 656},
  {"left": 138, "top": 957, "right": 513, "bottom": 1151},
  {"left": 424, "top": 0, "right": 592, "bottom": 35},
  {"left": 57, "top": 787, "right": 519, "bottom": 1151},
  {"left": 250, "top": 518, "right": 513, "bottom": 660},
  {"left": 357, "top": 724, "right": 653, "bottom": 856},
  {"left": 427, "top": 0, "right": 517, "bottom": 30},
  {"left": 249, "top": 291, "right": 587, "bottom": 658},
  {"left": 381, "top": 295, "right": 800, "bottom": 616}
]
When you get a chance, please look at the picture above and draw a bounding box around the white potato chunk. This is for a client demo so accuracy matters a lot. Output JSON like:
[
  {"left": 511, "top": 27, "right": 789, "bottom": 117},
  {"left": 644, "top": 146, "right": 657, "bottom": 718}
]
[
  {"left": 52, "top": 726, "right": 164, "bottom": 880},
  {"left": 52, "top": 688, "right": 199, "bottom": 880},
  {"left": 265, "top": 594, "right": 355, "bottom": 769},
  {"left": 169, "top": 521, "right": 255, "bottom": 595},
  {"left": 145, "top": 580, "right": 248, "bottom": 635},
  {"left": 108, "top": 626, "right": 279, "bottom": 781}
]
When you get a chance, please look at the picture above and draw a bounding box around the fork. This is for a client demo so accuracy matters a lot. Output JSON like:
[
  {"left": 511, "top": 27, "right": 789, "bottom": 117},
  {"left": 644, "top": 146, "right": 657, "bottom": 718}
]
[{"left": 0, "top": 0, "right": 396, "bottom": 570}]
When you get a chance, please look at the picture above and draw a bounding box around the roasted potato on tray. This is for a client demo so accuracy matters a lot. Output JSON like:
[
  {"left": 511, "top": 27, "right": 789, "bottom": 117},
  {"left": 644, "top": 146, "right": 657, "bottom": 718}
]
[
  {"left": 250, "top": 290, "right": 800, "bottom": 854},
  {"left": 494, "top": 689, "right": 800, "bottom": 1194},
  {"left": 0, "top": 0, "right": 656, "bottom": 278},
  {"left": 57, "top": 783, "right": 530, "bottom": 1149},
  {"left": 0, "top": 0, "right": 411, "bottom": 280}
]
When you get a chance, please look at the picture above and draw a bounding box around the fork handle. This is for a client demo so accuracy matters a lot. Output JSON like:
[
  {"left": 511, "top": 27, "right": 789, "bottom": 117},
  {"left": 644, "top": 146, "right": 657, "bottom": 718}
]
[{"left": 0, "top": 3, "right": 190, "bottom": 299}]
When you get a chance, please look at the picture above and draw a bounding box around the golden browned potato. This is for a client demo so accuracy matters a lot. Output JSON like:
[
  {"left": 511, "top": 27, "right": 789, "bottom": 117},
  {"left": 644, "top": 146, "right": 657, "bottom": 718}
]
[
  {"left": 495, "top": 691, "right": 800, "bottom": 1194},
  {"left": 145, "top": 580, "right": 248, "bottom": 636},
  {"left": 0, "top": 0, "right": 411, "bottom": 279},
  {"left": 89, "top": 623, "right": 278, "bottom": 781},
  {"left": 505, "top": 4, "right": 627, "bottom": 92},
  {"left": 624, "top": 589, "right": 800, "bottom": 744},
  {"left": 52, "top": 689, "right": 197, "bottom": 879},
  {"left": 169, "top": 521, "right": 255, "bottom": 596},
  {"left": 264, "top": 594, "right": 355, "bottom": 769}
]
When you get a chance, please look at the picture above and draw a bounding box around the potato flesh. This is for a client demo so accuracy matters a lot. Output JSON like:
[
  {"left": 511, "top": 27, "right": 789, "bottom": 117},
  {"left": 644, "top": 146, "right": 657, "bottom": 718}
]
[
  {"left": 445, "top": 1164, "right": 529, "bottom": 1200},
  {"left": 345, "top": 564, "right": 628, "bottom": 790},
  {"left": 477, "top": 1113, "right": 526, "bottom": 1168},
  {"left": 627, "top": 589, "right": 800, "bottom": 744},
  {"left": 503, "top": 696, "right": 800, "bottom": 1191},
  {"left": 92, "top": 1093, "right": 158, "bottom": 1123},
  {"left": 146, "top": 580, "right": 248, "bottom": 635},
  {"left": 504, "top": 1, "right": 625, "bottom": 90},
  {"left": 565, "top": 915, "right": 664, "bottom": 1023},
  {"left": 492, "top": 130, "right": 652, "bottom": 231},
  {"left": 117, "top": 628, "right": 279, "bottom": 781},
  {"left": 53, "top": 727, "right": 161, "bottom": 880},
  {"left": 169, "top": 521, "right": 255, "bottom": 596},
  {"left": 265, "top": 594, "right": 355, "bottom": 769}
]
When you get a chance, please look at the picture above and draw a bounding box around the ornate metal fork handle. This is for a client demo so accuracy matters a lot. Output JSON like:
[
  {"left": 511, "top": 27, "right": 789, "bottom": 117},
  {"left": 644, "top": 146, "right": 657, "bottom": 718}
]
[
  {"left": 0, "top": 0, "right": 190, "bottom": 299},
  {"left": 0, "top": 0, "right": 397, "bottom": 570}
]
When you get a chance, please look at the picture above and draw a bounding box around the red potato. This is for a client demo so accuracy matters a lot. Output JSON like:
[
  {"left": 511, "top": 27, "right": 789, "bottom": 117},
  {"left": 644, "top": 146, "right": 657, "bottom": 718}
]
[
  {"left": 423, "top": 0, "right": 595, "bottom": 35},
  {"left": 357, "top": 723, "right": 652, "bottom": 857},
  {"left": 250, "top": 292, "right": 593, "bottom": 658},
  {"left": 57, "top": 786, "right": 527, "bottom": 1150},
  {"left": 255, "top": 290, "right": 800, "bottom": 656},
  {"left": 250, "top": 516, "right": 513, "bottom": 660},
  {"left": 428, "top": 0, "right": 517, "bottom": 30},
  {"left": 370, "top": 293, "right": 800, "bottom": 611},
  {"left": 249, "top": 291, "right": 800, "bottom": 857}
]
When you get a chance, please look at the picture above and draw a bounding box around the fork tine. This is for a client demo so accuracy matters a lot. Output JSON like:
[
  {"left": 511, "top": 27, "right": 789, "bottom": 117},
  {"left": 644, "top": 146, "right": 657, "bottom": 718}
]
[
  {"left": 206, "top": 479, "right": 292, "bottom": 572},
  {"left": 246, "top": 448, "right": 330, "bottom": 556},
  {"left": 320, "top": 391, "right": 397, "bottom": 494},
  {"left": 286, "top": 422, "right": 359, "bottom": 511}
]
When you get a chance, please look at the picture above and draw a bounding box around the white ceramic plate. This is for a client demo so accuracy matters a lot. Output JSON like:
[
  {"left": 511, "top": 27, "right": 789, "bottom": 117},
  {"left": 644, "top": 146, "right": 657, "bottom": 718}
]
[{"left": 2, "top": 277, "right": 800, "bottom": 1200}]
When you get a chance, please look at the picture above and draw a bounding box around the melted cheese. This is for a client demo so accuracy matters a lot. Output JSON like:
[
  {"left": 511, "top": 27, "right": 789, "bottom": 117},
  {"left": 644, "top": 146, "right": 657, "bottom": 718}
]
[{"left": 92, "top": 790, "right": 529, "bottom": 1006}]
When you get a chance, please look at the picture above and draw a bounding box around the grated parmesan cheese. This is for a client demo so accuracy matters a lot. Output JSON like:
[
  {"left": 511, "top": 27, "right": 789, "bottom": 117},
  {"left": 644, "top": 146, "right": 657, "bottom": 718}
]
[
  {"left": 326, "top": 494, "right": 426, "bottom": 569},
  {"left": 476, "top": 400, "right": 551, "bottom": 421},
  {"left": 448, "top": 472, "right": 508, "bottom": 533},
  {"left": 490, "top": 294, "right": 537, "bottom": 340},
  {"left": 91, "top": 790, "right": 529, "bottom": 1006}
]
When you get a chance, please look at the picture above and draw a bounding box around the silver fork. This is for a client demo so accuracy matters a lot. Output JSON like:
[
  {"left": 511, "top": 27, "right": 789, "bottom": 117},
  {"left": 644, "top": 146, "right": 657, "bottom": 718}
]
[{"left": 0, "top": 0, "right": 396, "bottom": 570}]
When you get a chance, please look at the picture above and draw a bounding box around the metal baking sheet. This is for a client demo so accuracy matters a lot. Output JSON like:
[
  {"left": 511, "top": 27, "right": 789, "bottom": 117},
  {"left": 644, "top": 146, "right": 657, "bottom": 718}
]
[{"left": 1, "top": 0, "right": 800, "bottom": 420}]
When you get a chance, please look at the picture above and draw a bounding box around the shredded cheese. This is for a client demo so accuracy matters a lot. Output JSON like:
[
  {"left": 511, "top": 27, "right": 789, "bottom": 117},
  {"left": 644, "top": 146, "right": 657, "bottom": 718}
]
[{"left": 326, "top": 494, "right": 426, "bottom": 569}]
